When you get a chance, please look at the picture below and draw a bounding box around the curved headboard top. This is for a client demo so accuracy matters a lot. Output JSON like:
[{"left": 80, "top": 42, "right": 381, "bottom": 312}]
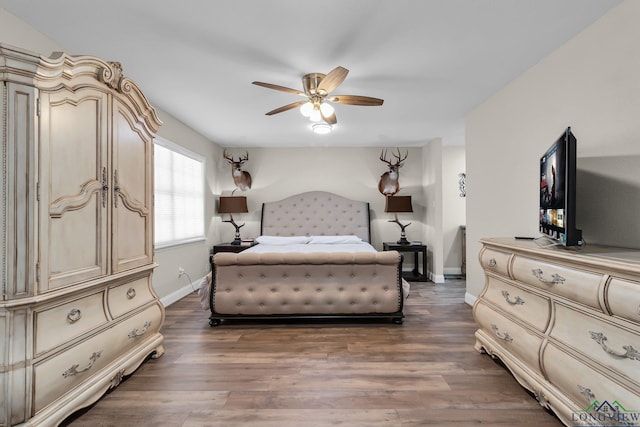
[{"left": 261, "top": 191, "right": 371, "bottom": 243}]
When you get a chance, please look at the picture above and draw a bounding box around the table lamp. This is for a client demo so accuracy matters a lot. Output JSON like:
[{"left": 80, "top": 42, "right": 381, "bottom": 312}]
[
  {"left": 218, "top": 196, "right": 248, "bottom": 245},
  {"left": 385, "top": 195, "right": 413, "bottom": 245}
]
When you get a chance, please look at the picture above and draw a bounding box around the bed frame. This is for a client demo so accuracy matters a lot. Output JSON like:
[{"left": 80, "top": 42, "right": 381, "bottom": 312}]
[{"left": 209, "top": 191, "right": 405, "bottom": 326}]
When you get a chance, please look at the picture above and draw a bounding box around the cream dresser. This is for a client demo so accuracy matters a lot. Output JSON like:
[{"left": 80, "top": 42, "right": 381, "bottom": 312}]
[
  {"left": 474, "top": 238, "right": 640, "bottom": 426},
  {"left": 1, "top": 44, "right": 164, "bottom": 426}
]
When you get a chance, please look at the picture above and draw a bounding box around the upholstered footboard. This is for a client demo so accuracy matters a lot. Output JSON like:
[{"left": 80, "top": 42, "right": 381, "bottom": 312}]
[{"left": 210, "top": 250, "right": 404, "bottom": 326}]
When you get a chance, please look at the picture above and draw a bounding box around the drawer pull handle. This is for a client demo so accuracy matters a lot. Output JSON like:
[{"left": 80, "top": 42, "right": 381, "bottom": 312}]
[
  {"left": 589, "top": 331, "right": 640, "bottom": 361},
  {"left": 128, "top": 321, "right": 152, "bottom": 338},
  {"left": 488, "top": 258, "right": 497, "bottom": 268},
  {"left": 66, "top": 308, "right": 82, "bottom": 323},
  {"left": 577, "top": 384, "right": 596, "bottom": 403},
  {"left": 531, "top": 268, "right": 565, "bottom": 285},
  {"left": 501, "top": 290, "right": 524, "bottom": 306},
  {"left": 126, "top": 288, "right": 136, "bottom": 299},
  {"left": 62, "top": 351, "right": 102, "bottom": 378},
  {"left": 491, "top": 324, "right": 513, "bottom": 342}
]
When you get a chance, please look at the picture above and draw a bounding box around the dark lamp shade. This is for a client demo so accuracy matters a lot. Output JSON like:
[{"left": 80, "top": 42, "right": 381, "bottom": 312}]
[
  {"left": 218, "top": 196, "right": 248, "bottom": 214},
  {"left": 385, "top": 196, "right": 413, "bottom": 213}
]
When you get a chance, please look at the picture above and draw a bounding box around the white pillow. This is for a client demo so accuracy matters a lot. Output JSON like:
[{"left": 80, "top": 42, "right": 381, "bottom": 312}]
[
  {"left": 255, "top": 235, "right": 310, "bottom": 245},
  {"left": 308, "top": 235, "right": 363, "bottom": 245}
]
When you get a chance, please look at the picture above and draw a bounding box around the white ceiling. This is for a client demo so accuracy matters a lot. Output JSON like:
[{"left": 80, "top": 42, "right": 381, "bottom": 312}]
[{"left": 1, "top": 0, "right": 621, "bottom": 148}]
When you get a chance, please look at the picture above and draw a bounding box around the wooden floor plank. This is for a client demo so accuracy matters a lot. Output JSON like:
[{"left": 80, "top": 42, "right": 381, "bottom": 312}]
[{"left": 61, "top": 279, "right": 563, "bottom": 426}]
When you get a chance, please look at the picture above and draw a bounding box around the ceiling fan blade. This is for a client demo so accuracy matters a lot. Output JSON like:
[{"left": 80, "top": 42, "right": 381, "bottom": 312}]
[
  {"left": 322, "top": 110, "right": 337, "bottom": 125},
  {"left": 252, "top": 81, "right": 307, "bottom": 97},
  {"left": 265, "top": 100, "right": 307, "bottom": 116},
  {"left": 317, "top": 66, "right": 349, "bottom": 95},
  {"left": 328, "top": 95, "right": 384, "bottom": 106}
]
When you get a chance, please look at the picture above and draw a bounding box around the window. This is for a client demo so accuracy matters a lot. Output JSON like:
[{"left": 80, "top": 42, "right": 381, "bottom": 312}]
[{"left": 154, "top": 137, "right": 205, "bottom": 248}]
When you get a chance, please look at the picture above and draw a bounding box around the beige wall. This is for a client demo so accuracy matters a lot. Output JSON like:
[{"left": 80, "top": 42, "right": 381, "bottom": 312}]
[
  {"left": 153, "top": 112, "right": 221, "bottom": 303},
  {"left": 215, "top": 147, "right": 426, "bottom": 252},
  {"left": 577, "top": 155, "right": 640, "bottom": 248},
  {"left": 0, "top": 8, "right": 64, "bottom": 53},
  {"left": 465, "top": 0, "right": 639, "bottom": 302},
  {"left": 442, "top": 146, "right": 466, "bottom": 275},
  {"left": 422, "top": 140, "right": 444, "bottom": 282}
]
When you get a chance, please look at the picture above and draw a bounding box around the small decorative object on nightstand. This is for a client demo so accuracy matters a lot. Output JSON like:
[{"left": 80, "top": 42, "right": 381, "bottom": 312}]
[
  {"left": 385, "top": 195, "right": 413, "bottom": 245},
  {"left": 218, "top": 195, "right": 249, "bottom": 245},
  {"left": 383, "top": 241, "right": 428, "bottom": 281}
]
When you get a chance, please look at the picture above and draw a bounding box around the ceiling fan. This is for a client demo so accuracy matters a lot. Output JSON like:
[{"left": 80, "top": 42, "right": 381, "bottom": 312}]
[{"left": 252, "top": 66, "right": 383, "bottom": 133}]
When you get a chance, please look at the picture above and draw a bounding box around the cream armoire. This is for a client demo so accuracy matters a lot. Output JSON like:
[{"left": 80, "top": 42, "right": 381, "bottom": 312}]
[{"left": 1, "top": 44, "right": 165, "bottom": 426}]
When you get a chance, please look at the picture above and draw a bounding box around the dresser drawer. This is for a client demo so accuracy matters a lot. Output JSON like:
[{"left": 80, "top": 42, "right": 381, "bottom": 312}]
[
  {"left": 550, "top": 303, "right": 640, "bottom": 388},
  {"left": 33, "top": 303, "right": 163, "bottom": 412},
  {"left": 474, "top": 301, "right": 543, "bottom": 373},
  {"left": 107, "top": 276, "right": 155, "bottom": 318},
  {"left": 511, "top": 255, "right": 603, "bottom": 310},
  {"left": 480, "top": 248, "right": 511, "bottom": 278},
  {"left": 607, "top": 277, "right": 640, "bottom": 324},
  {"left": 34, "top": 291, "right": 108, "bottom": 356},
  {"left": 482, "top": 276, "right": 551, "bottom": 332},
  {"left": 543, "top": 343, "right": 640, "bottom": 410}
]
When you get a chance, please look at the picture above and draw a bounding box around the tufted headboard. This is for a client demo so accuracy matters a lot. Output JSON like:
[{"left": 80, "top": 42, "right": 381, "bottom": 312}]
[{"left": 260, "top": 191, "right": 371, "bottom": 243}]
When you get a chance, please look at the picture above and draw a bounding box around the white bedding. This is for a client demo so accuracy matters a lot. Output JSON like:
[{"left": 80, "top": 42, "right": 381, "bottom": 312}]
[{"left": 243, "top": 241, "right": 378, "bottom": 254}]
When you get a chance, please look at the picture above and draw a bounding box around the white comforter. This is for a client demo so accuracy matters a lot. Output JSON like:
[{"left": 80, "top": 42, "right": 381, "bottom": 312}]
[{"left": 242, "top": 241, "right": 378, "bottom": 254}]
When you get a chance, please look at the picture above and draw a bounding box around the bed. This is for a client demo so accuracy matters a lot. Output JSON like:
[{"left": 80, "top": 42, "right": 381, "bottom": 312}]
[{"left": 205, "top": 191, "right": 408, "bottom": 326}]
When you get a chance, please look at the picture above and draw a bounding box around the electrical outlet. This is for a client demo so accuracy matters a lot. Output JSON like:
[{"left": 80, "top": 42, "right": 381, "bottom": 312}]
[{"left": 178, "top": 267, "right": 184, "bottom": 276}]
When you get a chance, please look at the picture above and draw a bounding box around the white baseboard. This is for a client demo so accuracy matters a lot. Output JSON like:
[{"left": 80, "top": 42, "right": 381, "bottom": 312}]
[
  {"left": 464, "top": 292, "right": 477, "bottom": 307},
  {"left": 429, "top": 272, "right": 445, "bottom": 284},
  {"left": 160, "top": 276, "right": 204, "bottom": 307},
  {"left": 443, "top": 267, "right": 462, "bottom": 276}
]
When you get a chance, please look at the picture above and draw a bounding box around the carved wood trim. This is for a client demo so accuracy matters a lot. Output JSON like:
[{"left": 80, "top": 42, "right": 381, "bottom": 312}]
[
  {"left": 1, "top": 81, "right": 6, "bottom": 296},
  {"left": 4, "top": 49, "right": 162, "bottom": 133},
  {"left": 49, "top": 180, "right": 102, "bottom": 218},
  {"left": 99, "top": 61, "right": 123, "bottom": 91},
  {"left": 115, "top": 185, "right": 148, "bottom": 217}
]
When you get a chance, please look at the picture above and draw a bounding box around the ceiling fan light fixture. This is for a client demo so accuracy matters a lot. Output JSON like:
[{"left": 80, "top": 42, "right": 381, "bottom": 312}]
[
  {"left": 319, "top": 102, "right": 334, "bottom": 117},
  {"left": 309, "top": 107, "right": 322, "bottom": 122},
  {"left": 312, "top": 121, "right": 332, "bottom": 135},
  {"left": 299, "top": 101, "right": 313, "bottom": 117},
  {"left": 253, "top": 66, "right": 383, "bottom": 130}
]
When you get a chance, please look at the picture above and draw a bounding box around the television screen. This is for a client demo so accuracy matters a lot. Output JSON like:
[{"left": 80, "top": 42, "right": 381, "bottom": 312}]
[{"left": 539, "top": 127, "right": 582, "bottom": 247}]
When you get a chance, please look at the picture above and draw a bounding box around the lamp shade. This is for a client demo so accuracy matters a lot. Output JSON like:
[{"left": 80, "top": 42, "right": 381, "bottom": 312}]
[
  {"left": 385, "top": 195, "right": 413, "bottom": 213},
  {"left": 218, "top": 196, "right": 248, "bottom": 214}
]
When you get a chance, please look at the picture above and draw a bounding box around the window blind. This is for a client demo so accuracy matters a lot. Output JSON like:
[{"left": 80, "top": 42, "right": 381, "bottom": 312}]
[{"left": 154, "top": 138, "right": 205, "bottom": 248}]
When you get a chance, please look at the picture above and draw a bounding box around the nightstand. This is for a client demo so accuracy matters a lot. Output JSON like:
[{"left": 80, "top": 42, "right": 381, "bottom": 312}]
[
  {"left": 210, "top": 242, "right": 257, "bottom": 270},
  {"left": 383, "top": 242, "right": 428, "bottom": 282}
]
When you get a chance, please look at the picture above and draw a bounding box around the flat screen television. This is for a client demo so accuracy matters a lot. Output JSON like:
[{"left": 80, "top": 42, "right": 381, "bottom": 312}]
[{"left": 539, "top": 127, "right": 583, "bottom": 247}]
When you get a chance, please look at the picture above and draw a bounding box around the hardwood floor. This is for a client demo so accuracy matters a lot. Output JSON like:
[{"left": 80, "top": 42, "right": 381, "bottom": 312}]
[{"left": 62, "top": 280, "right": 563, "bottom": 426}]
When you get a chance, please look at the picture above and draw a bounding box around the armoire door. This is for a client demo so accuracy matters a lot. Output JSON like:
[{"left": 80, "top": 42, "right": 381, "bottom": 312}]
[
  {"left": 111, "top": 99, "right": 154, "bottom": 272},
  {"left": 39, "top": 88, "right": 109, "bottom": 291}
]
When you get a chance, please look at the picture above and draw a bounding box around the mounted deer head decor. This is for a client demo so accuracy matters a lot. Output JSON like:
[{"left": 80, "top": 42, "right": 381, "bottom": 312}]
[
  {"left": 223, "top": 150, "right": 252, "bottom": 191},
  {"left": 378, "top": 148, "right": 408, "bottom": 196}
]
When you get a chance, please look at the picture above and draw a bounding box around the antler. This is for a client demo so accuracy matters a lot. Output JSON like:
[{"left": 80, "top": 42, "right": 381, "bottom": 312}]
[
  {"left": 392, "top": 148, "right": 408, "bottom": 165},
  {"left": 223, "top": 149, "right": 234, "bottom": 163},
  {"left": 238, "top": 151, "right": 248, "bottom": 164},
  {"left": 380, "top": 148, "right": 408, "bottom": 167},
  {"left": 223, "top": 150, "right": 249, "bottom": 165},
  {"left": 380, "top": 149, "right": 393, "bottom": 166}
]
